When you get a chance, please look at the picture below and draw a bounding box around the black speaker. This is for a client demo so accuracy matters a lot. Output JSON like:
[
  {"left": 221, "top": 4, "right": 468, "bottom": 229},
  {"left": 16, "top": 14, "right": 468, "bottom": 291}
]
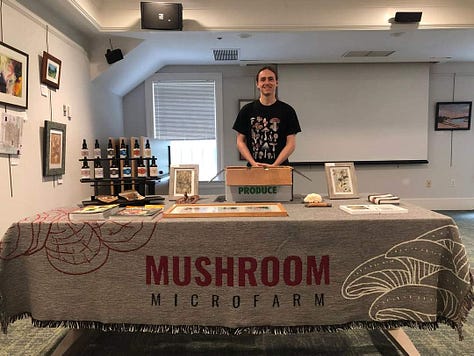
[
  {"left": 140, "top": 2, "right": 183, "bottom": 30},
  {"left": 105, "top": 48, "right": 124, "bottom": 64},
  {"left": 394, "top": 12, "right": 422, "bottom": 23}
]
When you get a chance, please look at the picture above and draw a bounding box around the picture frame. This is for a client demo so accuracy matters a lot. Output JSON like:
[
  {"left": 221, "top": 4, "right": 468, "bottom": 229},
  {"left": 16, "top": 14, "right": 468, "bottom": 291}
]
[
  {"left": 163, "top": 202, "right": 287, "bottom": 218},
  {"left": 41, "top": 51, "right": 62, "bottom": 89},
  {"left": 324, "top": 162, "right": 359, "bottom": 199},
  {"left": 435, "top": 101, "right": 472, "bottom": 131},
  {"left": 0, "top": 42, "right": 29, "bottom": 109},
  {"left": 169, "top": 164, "right": 199, "bottom": 200},
  {"left": 238, "top": 99, "right": 255, "bottom": 160},
  {"left": 43, "top": 120, "right": 66, "bottom": 176}
]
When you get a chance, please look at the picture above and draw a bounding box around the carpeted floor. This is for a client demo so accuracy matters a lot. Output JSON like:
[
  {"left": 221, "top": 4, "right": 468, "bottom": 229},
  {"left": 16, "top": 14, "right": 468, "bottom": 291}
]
[{"left": 1, "top": 210, "right": 473, "bottom": 356}]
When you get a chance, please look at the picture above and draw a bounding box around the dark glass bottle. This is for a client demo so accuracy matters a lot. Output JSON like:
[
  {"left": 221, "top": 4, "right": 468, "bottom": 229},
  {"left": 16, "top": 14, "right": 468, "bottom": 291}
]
[
  {"left": 122, "top": 157, "right": 132, "bottom": 178},
  {"left": 120, "top": 139, "right": 127, "bottom": 159},
  {"left": 110, "top": 158, "right": 119, "bottom": 179},
  {"left": 80, "top": 158, "right": 90, "bottom": 179},
  {"left": 137, "top": 156, "right": 147, "bottom": 177},
  {"left": 94, "top": 157, "right": 104, "bottom": 179},
  {"left": 94, "top": 139, "right": 101, "bottom": 158},
  {"left": 81, "top": 139, "right": 89, "bottom": 158},
  {"left": 143, "top": 139, "right": 151, "bottom": 158},
  {"left": 132, "top": 139, "right": 141, "bottom": 158},
  {"left": 107, "top": 139, "right": 115, "bottom": 159},
  {"left": 149, "top": 156, "right": 158, "bottom": 178}
]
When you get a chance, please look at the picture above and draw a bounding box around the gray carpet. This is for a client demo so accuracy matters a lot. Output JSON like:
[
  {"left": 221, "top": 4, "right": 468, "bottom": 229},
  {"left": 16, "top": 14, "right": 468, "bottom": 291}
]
[{"left": 1, "top": 210, "right": 473, "bottom": 356}]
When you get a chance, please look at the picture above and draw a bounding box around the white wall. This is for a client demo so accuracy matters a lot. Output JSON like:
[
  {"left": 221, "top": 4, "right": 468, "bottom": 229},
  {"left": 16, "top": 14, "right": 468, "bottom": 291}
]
[
  {"left": 0, "top": 1, "right": 123, "bottom": 236},
  {"left": 123, "top": 63, "right": 474, "bottom": 210}
]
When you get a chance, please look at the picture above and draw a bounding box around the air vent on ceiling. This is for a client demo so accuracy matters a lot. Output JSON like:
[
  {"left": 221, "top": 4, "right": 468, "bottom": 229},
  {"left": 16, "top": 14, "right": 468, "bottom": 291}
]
[
  {"left": 213, "top": 48, "right": 239, "bottom": 61},
  {"left": 343, "top": 50, "right": 395, "bottom": 58}
]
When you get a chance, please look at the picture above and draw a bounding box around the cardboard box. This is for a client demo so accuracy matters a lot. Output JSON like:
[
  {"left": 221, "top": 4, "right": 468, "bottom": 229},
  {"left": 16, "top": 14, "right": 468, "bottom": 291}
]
[{"left": 225, "top": 166, "right": 293, "bottom": 202}]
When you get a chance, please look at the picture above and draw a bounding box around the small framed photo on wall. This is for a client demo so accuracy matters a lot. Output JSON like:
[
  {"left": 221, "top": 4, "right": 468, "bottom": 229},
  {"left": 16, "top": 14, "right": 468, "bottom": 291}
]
[
  {"left": 43, "top": 120, "right": 66, "bottom": 176},
  {"left": 435, "top": 101, "right": 472, "bottom": 131},
  {"left": 41, "top": 51, "right": 62, "bottom": 89}
]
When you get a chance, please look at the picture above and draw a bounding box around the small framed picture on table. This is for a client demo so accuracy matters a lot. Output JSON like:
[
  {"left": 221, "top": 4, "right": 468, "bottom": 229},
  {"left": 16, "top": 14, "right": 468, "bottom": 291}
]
[
  {"left": 324, "top": 162, "right": 359, "bottom": 199},
  {"left": 169, "top": 164, "right": 199, "bottom": 200}
]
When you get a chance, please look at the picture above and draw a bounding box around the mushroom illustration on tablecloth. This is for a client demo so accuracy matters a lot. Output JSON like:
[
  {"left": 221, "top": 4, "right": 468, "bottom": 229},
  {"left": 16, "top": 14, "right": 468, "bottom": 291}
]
[{"left": 341, "top": 225, "right": 471, "bottom": 328}]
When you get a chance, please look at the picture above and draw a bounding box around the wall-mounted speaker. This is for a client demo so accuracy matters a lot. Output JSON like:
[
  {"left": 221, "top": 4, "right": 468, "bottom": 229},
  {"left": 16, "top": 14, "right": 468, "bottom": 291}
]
[
  {"left": 140, "top": 2, "right": 183, "bottom": 30},
  {"left": 394, "top": 12, "right": 422, "bottom": 23},
  {"left": 105, "top": 48, "right": 124, "bottom": 64}
]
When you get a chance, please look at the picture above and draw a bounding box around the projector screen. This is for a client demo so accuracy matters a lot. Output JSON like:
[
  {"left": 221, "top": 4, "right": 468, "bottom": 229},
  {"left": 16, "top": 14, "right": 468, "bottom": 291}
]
[{"left": 277, "top": 63, "right": 430, "bottom": 164}]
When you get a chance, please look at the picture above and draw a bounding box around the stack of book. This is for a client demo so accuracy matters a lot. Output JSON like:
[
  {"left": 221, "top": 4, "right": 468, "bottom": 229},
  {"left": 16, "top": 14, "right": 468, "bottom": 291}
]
[
  {"left": 340, "top": 204, "right": 407, "bottom": 215},
  {"left": 368, "top": 193, "right": 400, "bottom": 205},
  {"left": 109, "top": 205, "right": 163, "bottom": 221},
  {"left": 69, "top": 204, "right": 120, "bottom": 221}
]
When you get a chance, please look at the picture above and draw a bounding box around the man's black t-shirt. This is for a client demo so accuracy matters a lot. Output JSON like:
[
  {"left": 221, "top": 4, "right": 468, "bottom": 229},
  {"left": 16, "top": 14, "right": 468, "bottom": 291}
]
[{"left": 233, "top": 100, "right": 301, "bottom": 164}]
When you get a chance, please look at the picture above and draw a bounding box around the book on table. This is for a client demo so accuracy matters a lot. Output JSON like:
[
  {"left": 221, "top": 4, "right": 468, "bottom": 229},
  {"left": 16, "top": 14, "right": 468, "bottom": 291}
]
[
  {"left": 340, "top": 204, "right": 407, "bottom": 215},
  {"left": 69, "top": 204, "right": 120, "bottom": 221},
  {"left": 109, "top": 205, "right": 163, "bottom": 220},
  {"left": 368, "top": 193, "right": 400, "bottom": 205}
]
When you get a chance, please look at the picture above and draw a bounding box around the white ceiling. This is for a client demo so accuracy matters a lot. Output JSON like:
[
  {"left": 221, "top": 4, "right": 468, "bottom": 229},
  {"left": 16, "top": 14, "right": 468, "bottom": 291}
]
[{"left": 16, "top": 0, "right": 474, "bottom": 96}]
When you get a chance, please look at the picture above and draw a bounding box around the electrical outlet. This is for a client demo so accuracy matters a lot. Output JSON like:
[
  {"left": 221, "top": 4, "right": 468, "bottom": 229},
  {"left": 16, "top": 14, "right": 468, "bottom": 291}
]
[
  {"left": 425, "top": 179, "right": 432, "bottom": 188},
  {"left": 450, "top": 179, "right": 456, "bottom": 187}
]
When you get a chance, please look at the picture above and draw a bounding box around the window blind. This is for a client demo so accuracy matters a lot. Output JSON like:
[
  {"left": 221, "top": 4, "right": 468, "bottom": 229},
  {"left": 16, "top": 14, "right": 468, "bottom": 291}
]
[{"left": 152, "top": 80, "right": 216, "bottom": 140}]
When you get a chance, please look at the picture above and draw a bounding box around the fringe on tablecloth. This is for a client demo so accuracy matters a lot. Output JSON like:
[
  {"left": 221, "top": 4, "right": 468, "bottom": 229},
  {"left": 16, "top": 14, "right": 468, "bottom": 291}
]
[
  {"left": 455, "top": 271, "right": 474, "bottom": 340},
  {"left": 0, "top": 312, "right": 468, "bottom": 339}
]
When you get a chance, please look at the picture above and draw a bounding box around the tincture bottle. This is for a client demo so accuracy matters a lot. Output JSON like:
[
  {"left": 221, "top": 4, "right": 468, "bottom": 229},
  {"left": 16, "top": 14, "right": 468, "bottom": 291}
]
[
  {"left": 122, "top": 157, "right": 132, "bottom": 178},
  {"left": 109, "top": 158, "right": 119, "bottom": 179},
  {"left": 107, "top": 139, "right": 115, "bottom": 159},
  {"left": 143, "top": 139, "right": 151, "bottom": 158},
  {"left": 94, "top": 158, "right": 104, "bottom": 179},
  {"left": 94, "top": 139, "right": 101, "bottom": 158},
  {"left": 132, "top": 139, "right": 141, "bottom": 158},
  {"left": 149, "top": 156, "right": 158, "bottom": 178},
  {"left": 119, "top": 139, "right": 127, "bottom": 159},
  {"left": 80, "top": 158, "right": 90, "bottom": 179},
  {"left": 137, "top": 157, "right": 147, "bottom": 177},
  {"left": 81, "top": 139, "right": 89, "bottom": 158}
]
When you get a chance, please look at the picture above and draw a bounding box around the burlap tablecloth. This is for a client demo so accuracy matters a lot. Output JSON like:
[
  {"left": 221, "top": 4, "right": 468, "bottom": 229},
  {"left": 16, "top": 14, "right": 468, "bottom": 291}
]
[{"left": 1, "top": 196, "right": 472, "bottom": 339}]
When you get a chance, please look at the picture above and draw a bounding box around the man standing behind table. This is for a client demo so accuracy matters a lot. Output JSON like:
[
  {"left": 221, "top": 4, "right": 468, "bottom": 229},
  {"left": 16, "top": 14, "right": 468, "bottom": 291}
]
[{"left": 233, "top": 66, "right": 301, "bottom": 167}]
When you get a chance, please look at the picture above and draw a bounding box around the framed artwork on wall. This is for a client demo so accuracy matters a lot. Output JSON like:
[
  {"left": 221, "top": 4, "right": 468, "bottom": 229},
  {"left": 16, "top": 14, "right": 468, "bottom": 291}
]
[
  {"left": 41, "top": 51, "right": 62, "bottom": 89},
  {"left": 43, "top": 120, "right": 66, "bottom": 176},
  {"left": 0, "top": 42, "right": 29, "bottom": 109},
  {"left": 435, "top": 101, "right": 472, "bottom": 131},
  {"left": 324, "top": 162, "right": 359, "bottom": 199},
  {"left": 169, "top": 164, "right": 199, "bottom": 200}
]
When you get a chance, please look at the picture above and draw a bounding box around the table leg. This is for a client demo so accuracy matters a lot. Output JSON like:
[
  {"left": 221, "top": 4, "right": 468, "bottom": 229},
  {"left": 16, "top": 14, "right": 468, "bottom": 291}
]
[
  {"left": 382, "top": 328, "right": 420, "bottom": 356},
  {"left": 51, "top": 329, "right": 95, "bottom": 356}
]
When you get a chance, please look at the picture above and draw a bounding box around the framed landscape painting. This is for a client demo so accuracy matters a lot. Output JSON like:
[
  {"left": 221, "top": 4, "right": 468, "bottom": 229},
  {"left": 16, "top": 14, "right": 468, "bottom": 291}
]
[
  {"left": 0, "top": 42, "right": 28, "bottom": 109},
  {"left": 435, "top": 101, "right": 472, "bottom": 131},
  {"left": 324, "top": 162, "right": 359, "bottom": 199},
  {"left": 41, "top": 51, "right": 62, "bottom": 89}
]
